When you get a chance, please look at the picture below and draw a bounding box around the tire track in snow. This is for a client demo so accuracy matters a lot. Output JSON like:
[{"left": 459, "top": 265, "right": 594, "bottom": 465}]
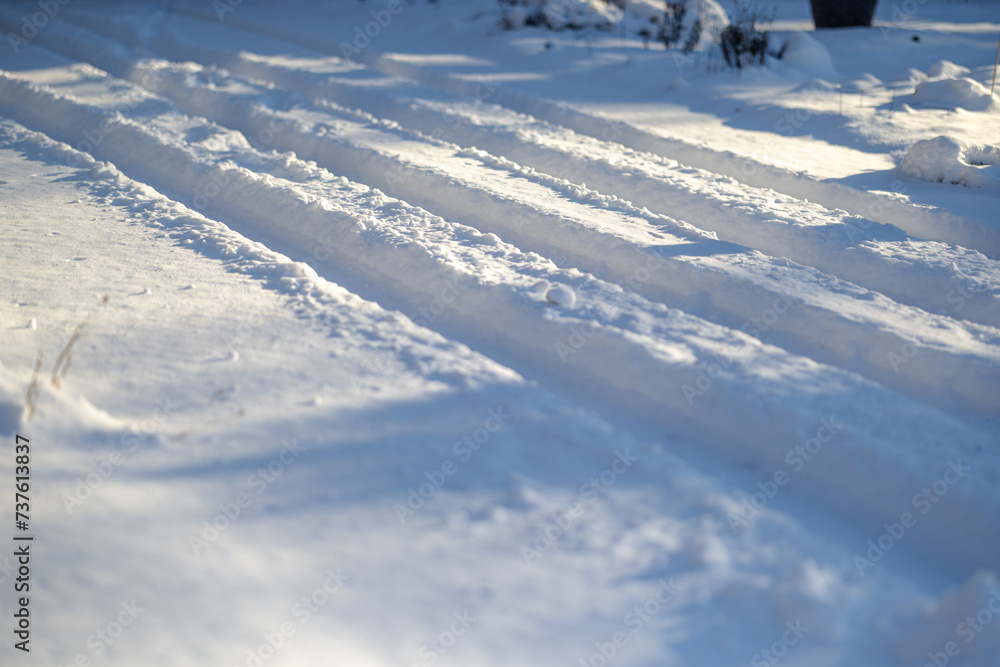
[
  {"left": 0, "top": 51, "right": 997, "bottom": 575},
  {"left": 0, "top": 120, "right": 524, "bottom": 399},
  {"left": 19, "top": 12, "right": 1000, "bottom": 422},
  {"left": 366, "top": 46, "right": 1000, "bottom": 262},
  {"left": 162, "top": 1, "right": 1000, "bottom": 261},
  {"left": 60, "top": 8, "right": 1000, "bottom": 332}
]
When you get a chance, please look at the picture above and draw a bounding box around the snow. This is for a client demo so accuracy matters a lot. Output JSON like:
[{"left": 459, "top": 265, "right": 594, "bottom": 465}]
[
  {"left": 776, "top": 31, "right": 840, "bottom": 79},
  {"left": 500, "top": 0, "right": 622, "bottom": 31},
  {"left": 907, "top": 76, "right": 1000, "bottom": 112},
  {"left": 901, "top": 135, "right": 1000, "bottom": 188},
  {"left": 544, "top": 283, "right": 577, "bottom": 306},
  {"left": 0, "top": 0, "right": 998, "bottom": 665},
  {"left": 927, "top": 60, "right": 972, "bottom": 80},
  {"left": 498, "top": 0, "right": 727, "bottom": 48}
]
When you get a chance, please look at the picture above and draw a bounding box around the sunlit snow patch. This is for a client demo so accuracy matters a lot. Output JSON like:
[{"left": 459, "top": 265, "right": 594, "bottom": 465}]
[
  {"left": 907, "top": 77, "right": 999, "bottom": 113},
  {"left": 927, "top": 60, "right": 972, "bottom": 81}
]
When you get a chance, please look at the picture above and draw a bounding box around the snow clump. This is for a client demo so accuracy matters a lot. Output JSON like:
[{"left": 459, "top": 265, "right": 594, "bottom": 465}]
[
  {"left": 908, "top": 77, "right": 999, "bottom": 112},
  {"left": 545, "top": 284, "right": 577, "bottom": 307},
  {"left": 778, "top": 32, "right": 840, "bottom": 79},
  {"left": 900, "top": 136, "right": 1000, "bottom": 189},
  {"left": 499, "top": 0, "right": 622, "bottom": 31},
  {"left": 926, "top": 60, "right": 971, "bottom": 80}
]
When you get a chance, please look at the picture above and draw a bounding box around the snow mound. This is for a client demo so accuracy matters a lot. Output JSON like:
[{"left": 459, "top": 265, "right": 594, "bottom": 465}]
[
  {"left": 620, "top": 0, "right": 663, "bottom": 24},
  {"left": 662, "top": 0, "right": 729, "bottom": 52},
  {"left": 927, "top": 60, "right": 971, "bottom": 80},
  {"left": 891, "top": 67, "right": 927, "bottom": 86},
  {"left": 667, "top": 73, "right": 689, "bottom": 91},
  {"left": 500, "top": 0, "right": 622, "bottom": 31},
  {"left": 0, "top": 355, "right": 127, "bottom": 438},
  {"left": 501, "top": 0, "right": 727, "bottom": 51},
  {"left": 779, "top": 32, "right": 839, "bottom": 80},
  {"left": 908, "top": 77, "right": 999, "bottom": 112},
  {"left": 900, "top": 136, "right": 1000, "bottom": 189},
  {"left": 841, "top": 73, "right": 882, "bottom": 93}
]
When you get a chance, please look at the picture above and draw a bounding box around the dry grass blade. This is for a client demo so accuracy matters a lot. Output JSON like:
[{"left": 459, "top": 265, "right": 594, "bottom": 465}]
[{"left": 50, "top": 295, "right": 109, "bottom": 390}]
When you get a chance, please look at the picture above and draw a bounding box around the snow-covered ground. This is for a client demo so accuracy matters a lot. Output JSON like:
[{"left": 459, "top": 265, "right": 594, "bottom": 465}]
[{"left": 0, "top": 0, "right": 998, "bottom": 665}]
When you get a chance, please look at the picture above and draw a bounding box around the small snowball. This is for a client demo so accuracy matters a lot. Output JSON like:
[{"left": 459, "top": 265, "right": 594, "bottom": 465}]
[{"left": 545, "top": 285, "right": 577, "bottom": 307}]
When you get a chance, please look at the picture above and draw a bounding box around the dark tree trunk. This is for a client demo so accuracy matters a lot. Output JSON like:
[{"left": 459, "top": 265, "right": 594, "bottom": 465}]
[{"left": 810, "top": 0, "right": 878, "bottom": 28}]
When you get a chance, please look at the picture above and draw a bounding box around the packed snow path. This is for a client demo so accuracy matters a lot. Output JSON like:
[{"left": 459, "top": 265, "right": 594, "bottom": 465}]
[{"left": 1, "top": 2, "right": 999, "bottom": 666}]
